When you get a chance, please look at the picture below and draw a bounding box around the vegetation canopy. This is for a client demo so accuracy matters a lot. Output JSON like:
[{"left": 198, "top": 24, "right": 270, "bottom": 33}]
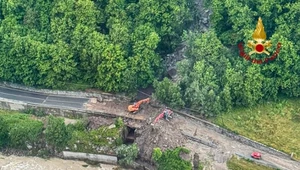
[
  {"left": 0, "top": 0, "right": 193, "bottom": 93},
  {"left": 155, "top": 1, "right": 300, "bottom": 117}
]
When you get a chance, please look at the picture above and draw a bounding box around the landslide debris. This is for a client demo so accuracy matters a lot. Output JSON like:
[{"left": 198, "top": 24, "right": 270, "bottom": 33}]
[
  {"left": 87, "top": 116, "right": 114, "bottom": 130},
  {"left": 135, "top": 120, "right": 187, "bottom": 163}
]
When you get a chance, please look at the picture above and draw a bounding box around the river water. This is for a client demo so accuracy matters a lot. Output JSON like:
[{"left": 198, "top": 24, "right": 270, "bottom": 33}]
[{"left": 0, "top": 154, "right": 118, "bottom": 170}]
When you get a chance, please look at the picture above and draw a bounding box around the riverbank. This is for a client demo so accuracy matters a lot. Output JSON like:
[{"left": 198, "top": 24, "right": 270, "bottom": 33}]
[{"left": 0, "top": 153, "right": 119, "bottom": 170}]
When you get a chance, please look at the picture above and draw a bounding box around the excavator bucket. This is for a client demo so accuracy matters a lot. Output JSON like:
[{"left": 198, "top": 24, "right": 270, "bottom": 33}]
[
  {"left": 128, "top": 105, "right": 139, "bottom": 112},
  {"left": 128, "top": 98, "right": 150, "bottom": 112}
]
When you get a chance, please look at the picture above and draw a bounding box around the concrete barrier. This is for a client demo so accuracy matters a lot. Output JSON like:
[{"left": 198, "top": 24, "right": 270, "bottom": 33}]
[{"left": 63, "top": 151, "right": 118, "bottom": 165}]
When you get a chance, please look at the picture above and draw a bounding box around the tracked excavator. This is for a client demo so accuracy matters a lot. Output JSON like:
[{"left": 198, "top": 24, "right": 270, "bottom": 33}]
[{"left": 128, "top": 98, "right": 150, "bottom": 113}]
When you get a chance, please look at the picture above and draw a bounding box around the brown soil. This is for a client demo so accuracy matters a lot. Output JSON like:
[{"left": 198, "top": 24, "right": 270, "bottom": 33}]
[
  {"left": 85, "top": 98, "right": 161, "bottom": 123},
  {"left": 83, "top": 96, "right": 300, "bottom": 169},
  {"left": 87, "top": 116, "right": 114, "bottom": 130},
  {"left": 135, "top": 119, "right": 186, "bottom": 163}
]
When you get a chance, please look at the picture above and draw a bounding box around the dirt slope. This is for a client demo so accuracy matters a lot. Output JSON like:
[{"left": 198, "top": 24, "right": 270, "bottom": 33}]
[{"left": 135, "top": 120, "right": 186, "bottom": 163}]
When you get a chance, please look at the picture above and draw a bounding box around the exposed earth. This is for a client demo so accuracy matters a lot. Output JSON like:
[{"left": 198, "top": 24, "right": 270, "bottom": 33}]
[
  {"left": 85, "top": 97, "right": 300, "bottom": 170},
  {"left": 0, "top": 85, "right": 299, "bottom": 170}
]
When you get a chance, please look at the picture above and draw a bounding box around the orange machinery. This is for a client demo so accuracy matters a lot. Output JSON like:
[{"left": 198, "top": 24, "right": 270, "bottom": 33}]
[
  {"left": 128, "top": 98, "right": 150, "bottom": 113},
  {"left": 152, "top": 108, "right": 173, "bottom": 124}
]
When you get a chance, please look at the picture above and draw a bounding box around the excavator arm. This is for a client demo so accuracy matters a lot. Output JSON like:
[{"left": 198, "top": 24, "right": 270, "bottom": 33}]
[
  {"left": 153, "top": 109, "right": 173, "bottom": 124},
  {"left": 128, "top": 98, "right": 150, "bottom": 112}
]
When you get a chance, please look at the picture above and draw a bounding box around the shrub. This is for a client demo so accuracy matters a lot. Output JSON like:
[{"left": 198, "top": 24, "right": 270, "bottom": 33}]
[
  {"left": 152, "top": 147, "right": 192, "bottom": 170},
  {"left": 9, "top": 120, "right": 44, "bottom": 149},
  {"left": 152, "top": 147, "right": 163, "bottom": 161},
  {"left": 45, "top": 115, "right": 70, "bottom": 152},
  {"left": 116, "top": 144, "right": 139, "bottom": 166},
  {"left": 0, "top": 117, "right": 8, "bottom": 147},
  {"left": 0, "top": 114, "right": 44, "bottom": 149},
  {"left": 22, "top": 108, "right": 46, "bottom": 117},
  {"left": 67, "top": 125, "right": 123, "bottom": 153},
  {"left": 153, "top": 78, "right": 185, "bottom": 108},
  {"left": 67, "top": 120, "right": 86, "bottom": 132},
  {"left": 115, "top": 117, "right": 124, "bottom": 128}
]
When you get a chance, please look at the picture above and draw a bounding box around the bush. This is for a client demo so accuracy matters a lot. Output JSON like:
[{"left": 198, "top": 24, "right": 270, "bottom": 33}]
[
  {"left": 116, "top": 144, "right": 139, "bottom": 166},
  {"left": 9, "top": 120, "right": 44, "bottom": 149},
  {"left": 67, "top": 120, "right": 86, "bottom": 132},
  {"left": 67, "top": 125, "right": 123, "bottom": 154},
  {"left": 152, "top": 147, "right": 163, "bottom": 161},
  {"left": 152, "top": 147, "right": 192, "bottom": 170},
  {"left": 0, "top": 114, "right": 44, "bottom": 149},
  {"left": 115, "top": 117, "right": 124, "bottom": 128},
  {"left": 0, "top": 117, "right": 8, "bottom": 147},
  {"left": 45, "top": 115, "right": 70, "bottom": 152},
  {"left": 153, "top": 78, "right": 185, "bottom": 108},
  {"left": 22, "top": 108, "right": 46, "bottom": 117}
]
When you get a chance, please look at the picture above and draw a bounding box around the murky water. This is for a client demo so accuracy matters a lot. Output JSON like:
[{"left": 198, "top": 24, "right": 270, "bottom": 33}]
[{"left": 0, "top": 154, "right": 118, "bottom": 170}]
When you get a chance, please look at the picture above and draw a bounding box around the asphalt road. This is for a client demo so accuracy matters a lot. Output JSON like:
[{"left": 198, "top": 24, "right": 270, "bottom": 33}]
[{"left": 0, "top": 86, "right": 89, "bottom": 109}]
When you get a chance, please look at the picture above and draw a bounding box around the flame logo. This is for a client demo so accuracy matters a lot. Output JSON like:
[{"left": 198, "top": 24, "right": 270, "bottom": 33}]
[
  {"left": 238, "top": 17, "right": 281, "bottom": 64},
  {"left": 247, "top": 17, "right": 271, "bottom": 55},
  {"left": 252, "top": 17, "right": 267, "bottom": 41}
]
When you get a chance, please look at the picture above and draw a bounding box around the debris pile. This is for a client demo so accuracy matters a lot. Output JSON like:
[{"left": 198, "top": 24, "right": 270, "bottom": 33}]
[{"left": 135, "top": 121, "right": 187, "bottom": 163}]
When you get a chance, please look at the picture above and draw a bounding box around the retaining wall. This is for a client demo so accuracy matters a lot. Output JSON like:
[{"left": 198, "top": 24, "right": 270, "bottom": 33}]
[
  {"left": 172, "top": 109, "right": 294, "bottom": 161},
  {"left": 63, "top": 151, "right": 118, "bottom": 165},
  {"left": 0, "top": 98, "right": 127, "bottom": 120}
]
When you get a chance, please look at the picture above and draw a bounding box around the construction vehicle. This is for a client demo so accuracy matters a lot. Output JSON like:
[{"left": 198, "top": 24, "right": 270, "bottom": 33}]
[
  {"left": 128, "top": 98, "right": 150, "bottom": 113},
  {"left": 152, "top": 108, "right": 173, "bottom": 124}
]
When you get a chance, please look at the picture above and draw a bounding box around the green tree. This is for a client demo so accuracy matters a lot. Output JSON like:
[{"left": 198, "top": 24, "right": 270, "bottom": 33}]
[
  {"left": 177, "top": 31, "right": 229, "bottom": 116},
  {"left": 153, "top": 78, "right": 185, "bottom": 108},
  {"left": 45, "top": 115, "right": 70, "bottom": 153},
  {"left": 116, "top": 144, "right": 139, "bottom": 166}
]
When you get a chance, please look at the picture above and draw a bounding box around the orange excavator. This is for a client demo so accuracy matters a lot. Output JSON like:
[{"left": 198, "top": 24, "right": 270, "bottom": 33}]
[{"left": 128, "top": 98, "right": 150, "bottom": 113}]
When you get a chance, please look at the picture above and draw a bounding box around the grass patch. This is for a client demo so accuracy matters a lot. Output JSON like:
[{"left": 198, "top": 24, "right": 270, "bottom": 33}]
[
  {"left": 227, "top": 156, "right": 275, "bottom": 170},
  {"left": 214, "top": 98, "right": 300, "bottom": 160}
]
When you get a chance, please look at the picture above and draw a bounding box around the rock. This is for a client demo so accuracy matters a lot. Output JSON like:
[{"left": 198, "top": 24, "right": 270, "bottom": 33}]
[
  {"left": 97, "top": 96, "right": 103, "bottom": 102},
  {"left": 202, "top": 18, "right": 208, "bottom": 24},
  {"left": 108, "top": 124, "right": 116, "bottom": 129},
  {"left": 90, "top": 98, "right": 97, "bottom": 103},
  {"left": 26, "top": 144, "right": 32, "bottom": 150},
  {"left": 193, "top": 153, "right": 200, "bottom": 170}
]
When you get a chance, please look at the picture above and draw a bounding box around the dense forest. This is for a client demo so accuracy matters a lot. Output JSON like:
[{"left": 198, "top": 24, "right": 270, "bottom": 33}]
[
  {"left": 154, "top": 0, "right": 300, "bottom": 116},
  {"left": 0, "top": 0, "right": 300, "bottom": 116},
  {"left": 0, "top": 0, "right": 194, "bottom": 92}
]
